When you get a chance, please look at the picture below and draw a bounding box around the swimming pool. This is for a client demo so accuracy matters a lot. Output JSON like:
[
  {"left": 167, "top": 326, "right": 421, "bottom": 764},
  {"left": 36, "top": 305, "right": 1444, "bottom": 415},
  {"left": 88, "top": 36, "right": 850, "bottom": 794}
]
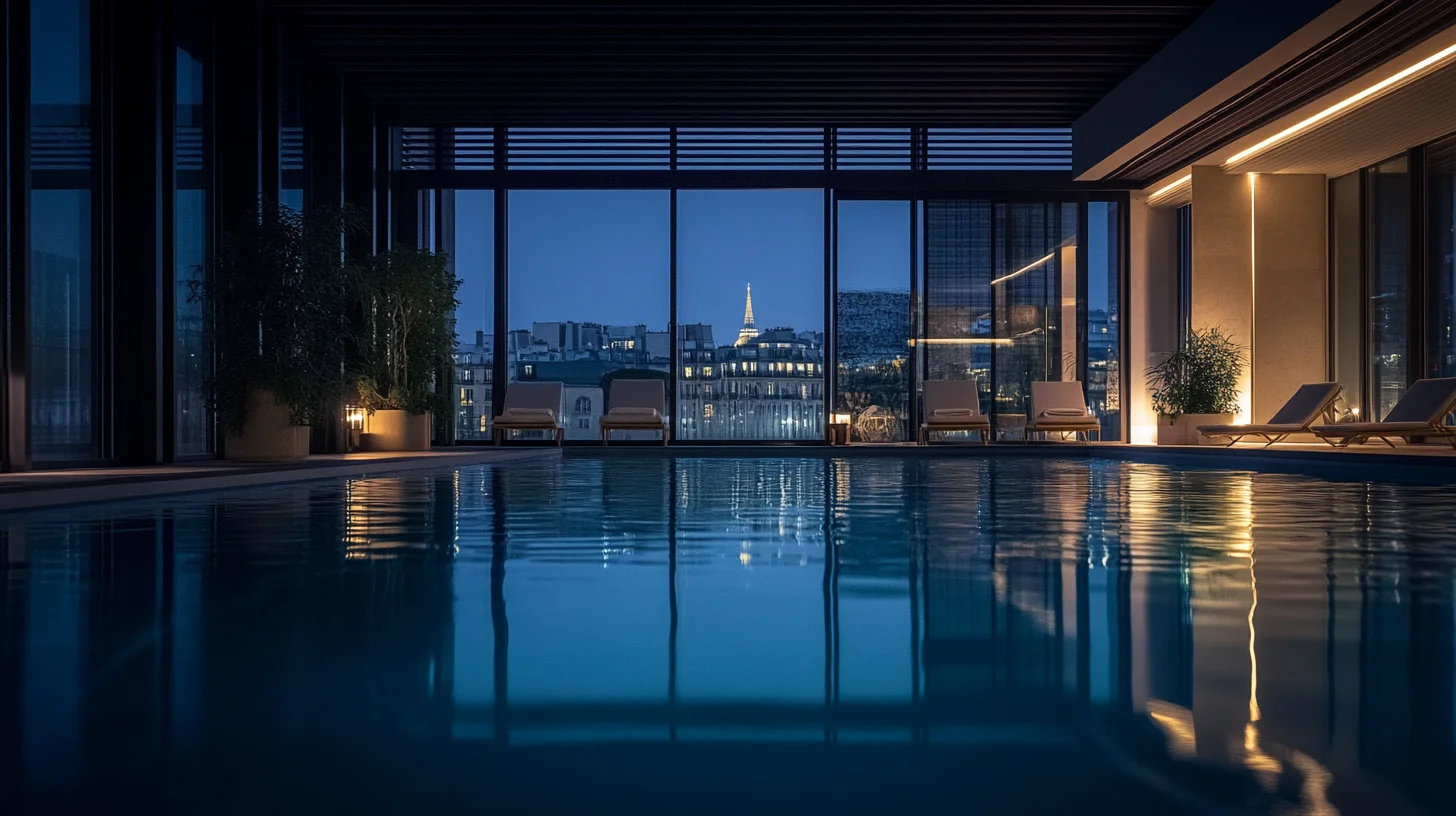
[{"left": 3, "top": 455, "right": 1454, "bottom": 813}]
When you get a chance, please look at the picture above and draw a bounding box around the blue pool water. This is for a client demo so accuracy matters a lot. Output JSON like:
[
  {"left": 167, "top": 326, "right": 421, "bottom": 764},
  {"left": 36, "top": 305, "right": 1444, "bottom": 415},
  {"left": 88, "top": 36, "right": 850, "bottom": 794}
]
[{"left": 3, "top": 455, "right": 1456, "bottom": 813}]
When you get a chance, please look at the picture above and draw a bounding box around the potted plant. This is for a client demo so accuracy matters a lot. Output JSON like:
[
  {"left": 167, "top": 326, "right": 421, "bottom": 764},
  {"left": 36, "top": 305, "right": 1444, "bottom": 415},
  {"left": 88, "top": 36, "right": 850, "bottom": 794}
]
[
  {"left": 193, "top": 200, "right": 365, "bottom": 461},
  {"left": 352, "top": 245, "right": 461, "bottom": 451},
  {"left": 1147, "top": 326, "right": 1246, "bottom": 445}
]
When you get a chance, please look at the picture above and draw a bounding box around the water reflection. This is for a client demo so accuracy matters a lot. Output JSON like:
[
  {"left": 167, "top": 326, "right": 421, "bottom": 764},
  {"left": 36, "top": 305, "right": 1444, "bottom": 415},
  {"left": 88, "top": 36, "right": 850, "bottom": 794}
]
[{"left": 2, "top": 458, "right": 1455, "bottom": 812}]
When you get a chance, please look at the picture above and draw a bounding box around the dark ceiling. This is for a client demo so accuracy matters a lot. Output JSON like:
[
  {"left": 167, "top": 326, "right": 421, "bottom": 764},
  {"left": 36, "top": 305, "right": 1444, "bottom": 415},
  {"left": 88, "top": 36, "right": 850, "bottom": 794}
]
[{"left": 273, "top": 1, "right": 1216, "bottom": 127}]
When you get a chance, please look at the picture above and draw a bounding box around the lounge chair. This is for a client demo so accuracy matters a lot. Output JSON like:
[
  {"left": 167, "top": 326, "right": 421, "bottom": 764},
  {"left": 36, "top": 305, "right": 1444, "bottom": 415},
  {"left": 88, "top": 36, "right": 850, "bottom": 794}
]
[
  {"left": 492, "top": 381, "right": 565, "bottom": 445},
  {"left": 599, "top": 379, "right": 670, "bottom": 446},
  {"left": 1024, "top": 381, "right": 1101, "bottom": 443},
  {"left": 1311, "top": 377, "right": 1456, "bottom": 449},
  {"left": 1197, "top": 382, "right": 1342, "bottom": 447},
  {"left": 919, "top": 379, "right": 991, "bottom": 445}
]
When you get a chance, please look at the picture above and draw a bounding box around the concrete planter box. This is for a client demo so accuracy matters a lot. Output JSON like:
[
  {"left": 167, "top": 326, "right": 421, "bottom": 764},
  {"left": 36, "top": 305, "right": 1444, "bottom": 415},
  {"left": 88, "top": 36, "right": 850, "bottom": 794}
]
[
  {"left": 225, "top": 390, "right": 310, "bottom": 462},
  {"left": 361, "top": 409, "right": 432, "bottom": 452},
  {"left": 1157, "top": 413, "right": 1234, "bottom": 446}
]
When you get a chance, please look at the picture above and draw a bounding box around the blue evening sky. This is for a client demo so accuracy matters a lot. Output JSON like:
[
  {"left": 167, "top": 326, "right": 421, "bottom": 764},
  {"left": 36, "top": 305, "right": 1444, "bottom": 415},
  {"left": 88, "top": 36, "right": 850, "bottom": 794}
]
[{"left": 452, "top": 193, "right": 1112, "bottom": 345}]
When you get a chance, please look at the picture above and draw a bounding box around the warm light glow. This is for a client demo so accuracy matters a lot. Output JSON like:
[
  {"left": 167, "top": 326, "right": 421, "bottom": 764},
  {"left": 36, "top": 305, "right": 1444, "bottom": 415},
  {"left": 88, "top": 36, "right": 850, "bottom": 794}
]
[
  {"left": 909, "top": 338, "right": 1014, "bottom": 346},
  {"left": 831, "top": 413, "right": 851, "bottom": 425},
  {"left": 1131, "top": 424, "right": 1157, "bottom": 445},
  {"left": 739, "top": 552, "right": 752, "bottom": 566},
  {"left": 1226, "top": 40, "right": 1456, "bottom": 167},
  {"left": 1148, "top": 174, "right": 1191, "bottom": 202},
  {"left": 990, "top": 252, "right": 1054, "bottom": 286},
  {"left": 1241, "top": 173, "right": 1256, "bottom": 426}
]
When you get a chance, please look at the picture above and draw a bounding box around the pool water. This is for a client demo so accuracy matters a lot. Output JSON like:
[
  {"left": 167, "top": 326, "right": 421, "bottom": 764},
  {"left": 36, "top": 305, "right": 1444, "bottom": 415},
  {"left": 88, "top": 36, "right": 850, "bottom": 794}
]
[{"left": 3, "top": 456, "right": 1456, "bottom": 813}]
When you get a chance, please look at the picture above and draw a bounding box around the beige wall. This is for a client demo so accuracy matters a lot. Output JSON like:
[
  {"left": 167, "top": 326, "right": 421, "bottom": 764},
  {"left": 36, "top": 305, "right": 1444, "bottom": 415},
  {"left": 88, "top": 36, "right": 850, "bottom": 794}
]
[
  {"left": 1128, "top": 193, "right": 1179, "bottom": 443},
  {"left": 1191, "top": 166, "right": 1255, "bottom": 422},
  {"left": 1252, "top": 174, "right": 1327, "bottom": 421},
  {"left": 1129, "top": 168, "right": 1328, "bottom": 433},
  {"left": 1188, "top": 167, "right": 1327, "bottom": 424}
]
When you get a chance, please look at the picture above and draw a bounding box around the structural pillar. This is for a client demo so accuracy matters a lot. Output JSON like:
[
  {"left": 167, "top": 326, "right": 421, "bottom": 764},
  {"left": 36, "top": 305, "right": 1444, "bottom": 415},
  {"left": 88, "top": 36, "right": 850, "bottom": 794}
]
[{"left": 1190, "top": 166, "right": 1326, "bottom": 424}]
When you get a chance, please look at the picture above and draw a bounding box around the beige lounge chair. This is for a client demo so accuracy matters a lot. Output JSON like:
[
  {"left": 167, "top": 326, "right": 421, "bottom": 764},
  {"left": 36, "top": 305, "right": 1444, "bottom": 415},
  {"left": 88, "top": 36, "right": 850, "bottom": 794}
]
[
  {"left": 919, "top": 379, "right": 991, "bottom": 444},
  {"left": 1197, "top": 382, "right": 1342, "bottom": 447},
  {"left": 1025, "top": 381, "right": 1101, "bottom": 443},
  {"left": 492, "top": 381, "right": 565, "bottom": 445},
  {"left": 599, "top": 379, "right": 670, "bottom": 446},
  {"left": 1311, "top": 377, "right": 1456, "bottom": 449}
]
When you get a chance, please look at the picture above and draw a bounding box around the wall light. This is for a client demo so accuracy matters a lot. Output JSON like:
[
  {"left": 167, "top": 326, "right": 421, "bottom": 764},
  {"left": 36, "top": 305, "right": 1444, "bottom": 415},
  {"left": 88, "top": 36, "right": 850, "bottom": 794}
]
[
  {"left": 831, "top": 412, "right": 851, "bottom": 425},
  {"left": 1225, "top": 40, "right": 1456, "bottom": 167}
]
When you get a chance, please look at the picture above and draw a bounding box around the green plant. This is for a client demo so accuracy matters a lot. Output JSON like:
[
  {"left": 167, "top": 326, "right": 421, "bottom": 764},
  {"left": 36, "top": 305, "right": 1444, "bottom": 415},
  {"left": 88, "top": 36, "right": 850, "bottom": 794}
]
[
  {"left": 191, "top": 199, "right": 367, "bottom": 434},
  {"left": 352, "top": 245, "right": 461, "bottom": 416},
  {"left": 1147, "top": 326, "right": 1246, "bottom": 421}
]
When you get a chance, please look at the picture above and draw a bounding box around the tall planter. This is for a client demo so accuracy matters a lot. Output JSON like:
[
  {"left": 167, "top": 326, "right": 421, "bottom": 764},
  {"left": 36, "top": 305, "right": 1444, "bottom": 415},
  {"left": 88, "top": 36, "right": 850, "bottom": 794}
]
[
  {"left": 225, "top": 389, "right": 311, "bottom": 461},
  {"left": 1147, "top": 327, "right": 1246, "bottom": 445},
  {"left": 352, "top": 246, "right": 461, "bottom": 452},
  {"left": 193, "top": 200, "right": 366, "bottom": 455},
  {"left": 360, "top": 409, "right": 432, "bottom": 452}
]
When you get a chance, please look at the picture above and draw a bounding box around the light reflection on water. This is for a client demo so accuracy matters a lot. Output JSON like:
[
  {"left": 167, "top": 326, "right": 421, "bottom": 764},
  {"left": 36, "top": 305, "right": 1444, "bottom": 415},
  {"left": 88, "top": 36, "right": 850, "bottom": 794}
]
[{"left": 2, "top": 456, "right": 1456, "bottom": 813}]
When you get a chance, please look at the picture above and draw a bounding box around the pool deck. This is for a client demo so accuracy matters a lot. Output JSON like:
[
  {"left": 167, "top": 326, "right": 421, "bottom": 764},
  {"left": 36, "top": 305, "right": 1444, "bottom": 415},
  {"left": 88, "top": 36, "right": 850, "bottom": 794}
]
[{"left": 3, "top": 440, "right": 1453, "bottom": 512}]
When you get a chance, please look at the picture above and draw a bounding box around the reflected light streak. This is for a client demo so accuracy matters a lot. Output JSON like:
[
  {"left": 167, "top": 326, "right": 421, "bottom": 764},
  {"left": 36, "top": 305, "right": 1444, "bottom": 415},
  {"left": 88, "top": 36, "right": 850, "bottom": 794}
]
[
  {"left": 1146, "top": 700, "right": 1196, "bottom": 759},
  {"left": 909, "top": 338, "right": 1014, "bottom": 346},
  {"left": 990, "top": 252, "right": 1055, "bottom": 286}
]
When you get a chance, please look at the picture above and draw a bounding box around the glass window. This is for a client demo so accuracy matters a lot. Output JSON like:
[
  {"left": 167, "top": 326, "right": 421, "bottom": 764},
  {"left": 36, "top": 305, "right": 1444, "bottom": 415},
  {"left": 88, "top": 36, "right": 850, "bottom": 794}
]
[
  {"left": 175, "top": 11, "right": 212, "bottom": 456},
  {"left": 29, "top": 0, "right": 96, "bottom": 460},
  {"left": 450, "top": 190, "right": 495, "bottom": 441},
  {"left": 836, "top": 199, "right": 911, "bottom": 442},
  {"left": 1428, "top": 137, "right": 1456, "bottom": 380},
  {"left": 923, "top": 200, "right": 994, "bottom": 412},
  {"left": 677, "top": 190, "right": 824, "bottom": 440},
  {"left": 992, "top": 203, "right": 1079, "bottom": 416},
  {"left": 1330, "top": 172, "right": 1363, "bottom": 415},
  {"left": 1087, "top": 202, "right": 1121, "bottom": 441},
  {"left": 1367, "top": 157, "right": 1409, "bottom": 420},
  {"left": 507, "top": 190, "right": 669, "bottom": 441}
]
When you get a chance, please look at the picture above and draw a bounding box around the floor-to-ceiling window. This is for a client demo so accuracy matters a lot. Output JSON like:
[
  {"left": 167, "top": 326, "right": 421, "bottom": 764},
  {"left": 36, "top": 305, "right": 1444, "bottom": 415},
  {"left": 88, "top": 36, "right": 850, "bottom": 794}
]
[
  {"left": 1429, "top": 136, "right": 1456, "bottom": 379},
  {"left": 993, "top": 202, "right": 1078, "bottom": 416},
  {"left": 677, "top": 190, "right": 825, "bottom": 441},
  {"left": 835, "top": 199, "right": 911, "bottom": 443},
  {"left": 923, "top": 200, "right": 994, "bottom": 413},
  {"left": 29, "top": 0, "right": 96, "bottom": 460},
  {"left": 174, "top": 9, "right": 212, "bottom": 457},
  {"left": 507, "top": 190, "right": 669, "bottom": 441},
  {"left": 1330, "top": 171, "right": 1364, "bottom": 416},
  {"left": 923, "top": 200, "right": 1080, "bottom": 427},
  {"left": 1087, "top": 201, "right": 1121, "bottom": 440},
  {"left": 450, "top": 190, "right": 496, "bottom": 441},
  {"left": 1367, "top": 157, "right": 1410, "bottom": 419}
]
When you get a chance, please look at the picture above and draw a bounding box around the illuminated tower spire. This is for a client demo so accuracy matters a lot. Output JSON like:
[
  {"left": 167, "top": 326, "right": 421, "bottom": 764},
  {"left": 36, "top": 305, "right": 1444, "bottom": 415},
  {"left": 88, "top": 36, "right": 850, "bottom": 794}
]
[{"left": 736, "top": 283, "right": 760, "bottom": 347}]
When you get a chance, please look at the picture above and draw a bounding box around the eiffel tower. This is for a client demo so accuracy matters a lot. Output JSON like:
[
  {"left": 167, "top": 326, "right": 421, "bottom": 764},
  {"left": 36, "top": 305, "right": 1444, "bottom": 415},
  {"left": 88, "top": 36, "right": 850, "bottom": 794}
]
[{"left": 735, "top": 284, "right": 760, "bottom": 347}]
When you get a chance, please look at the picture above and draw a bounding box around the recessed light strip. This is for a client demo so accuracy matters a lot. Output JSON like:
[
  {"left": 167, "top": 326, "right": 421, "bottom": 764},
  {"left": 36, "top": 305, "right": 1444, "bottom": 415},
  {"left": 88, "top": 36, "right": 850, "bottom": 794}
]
[
  {"left": 1225, "top": 40, "right": 1456, "bottom": 167},
  {"left": 1148, "top": 173, "right": 1192, "bottom": 202}
]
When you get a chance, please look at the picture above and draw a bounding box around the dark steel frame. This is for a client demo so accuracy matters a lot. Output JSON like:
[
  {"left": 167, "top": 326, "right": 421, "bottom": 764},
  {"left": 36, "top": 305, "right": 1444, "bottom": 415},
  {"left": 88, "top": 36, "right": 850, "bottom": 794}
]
[{"left": 402, "top": 155, "right": 1131, "bottom": 446}]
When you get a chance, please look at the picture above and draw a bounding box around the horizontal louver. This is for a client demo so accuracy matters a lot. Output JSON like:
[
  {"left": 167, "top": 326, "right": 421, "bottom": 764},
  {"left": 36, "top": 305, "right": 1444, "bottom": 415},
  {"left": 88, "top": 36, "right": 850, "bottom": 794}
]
[
  {"left": 281, "top": 126, "right": 305, "bottom": 171},
  {"left": 927, "top": 128, "right": 1072, "bottom": 171},
  {"left": 31, "top": 126, "right": 92, "bottom": 171},
  {"left": 393, "top": 126, "right": 1072, "bottom": 172},
  {"left": 176, "top": 125, "right": 205, "bottom": 172}
]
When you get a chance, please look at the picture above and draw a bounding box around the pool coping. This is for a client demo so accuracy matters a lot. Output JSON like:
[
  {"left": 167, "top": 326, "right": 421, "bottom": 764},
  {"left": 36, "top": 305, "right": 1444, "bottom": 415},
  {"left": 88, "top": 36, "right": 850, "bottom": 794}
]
[
  {"left": 4, "top": 441, "right": 1453, "bottom": 513},
  {"left": 0, "top": 448, "right": 560, "bottom": 512}
]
